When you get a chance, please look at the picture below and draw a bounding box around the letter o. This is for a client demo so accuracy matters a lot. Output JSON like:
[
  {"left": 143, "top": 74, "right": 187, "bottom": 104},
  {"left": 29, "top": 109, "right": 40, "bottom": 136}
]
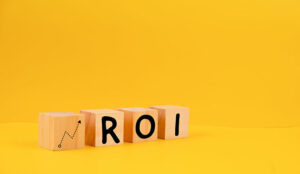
[{"left": 135, "top": 115, "right": 155, "bottom": 139}]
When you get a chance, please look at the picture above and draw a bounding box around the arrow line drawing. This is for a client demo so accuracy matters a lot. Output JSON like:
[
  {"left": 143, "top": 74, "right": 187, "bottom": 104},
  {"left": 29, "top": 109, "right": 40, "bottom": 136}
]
[{"left": 58, "top": 120, "right": 81, "bottom": 148}]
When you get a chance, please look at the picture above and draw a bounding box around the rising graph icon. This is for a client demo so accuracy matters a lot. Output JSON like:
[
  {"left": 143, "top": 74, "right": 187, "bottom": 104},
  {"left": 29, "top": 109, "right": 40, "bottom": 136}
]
[{"left": 58, "top": 120, "right": 81, "bottom": 148}]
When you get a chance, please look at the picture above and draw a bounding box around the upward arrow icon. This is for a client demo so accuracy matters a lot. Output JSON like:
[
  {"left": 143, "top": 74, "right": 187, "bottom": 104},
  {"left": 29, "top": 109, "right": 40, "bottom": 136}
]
[{"left": 58, "top": 120, "right": 81, "bottom": 148}]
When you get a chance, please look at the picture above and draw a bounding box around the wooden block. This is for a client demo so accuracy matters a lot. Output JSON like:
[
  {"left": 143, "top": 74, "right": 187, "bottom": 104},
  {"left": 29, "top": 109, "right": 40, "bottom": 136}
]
[
  {"left": 38, "top": 112, "right": 85, "bottom": 151},
  {"left": 80, "top": 109, "right": 124, "bottom": 146},
  {"left": 149, "top": 105, "right": 189, "bottom": 139},
  {"left": 117, "top": 107, "right": 158, "bottom": 143}
]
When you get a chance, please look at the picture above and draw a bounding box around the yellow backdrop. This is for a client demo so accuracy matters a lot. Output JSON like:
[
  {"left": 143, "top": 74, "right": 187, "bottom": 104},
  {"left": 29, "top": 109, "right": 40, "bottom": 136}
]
[{"left": 0, "top": 0, "right": 299, "bottom": 127}]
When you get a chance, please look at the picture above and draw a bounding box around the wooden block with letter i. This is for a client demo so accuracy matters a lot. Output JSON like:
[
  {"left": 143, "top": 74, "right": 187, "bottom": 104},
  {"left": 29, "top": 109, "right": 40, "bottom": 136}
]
[
  {"left": 38, "top": 112, "right": 85, "bottom": 151},
  {"left": 80, "top": 109, "right": 124, "bottom": 146},
  {"left": 149, "top": 105, "right": 189, "bottom": 139},
  {"left": 117, "top": 107, "right": 158, "bottom": 143}
]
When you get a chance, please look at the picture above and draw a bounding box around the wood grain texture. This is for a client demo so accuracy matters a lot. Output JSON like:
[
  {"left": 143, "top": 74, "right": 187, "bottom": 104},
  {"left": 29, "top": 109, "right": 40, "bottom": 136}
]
[
  {"left": 80, "top": 109, "right": 124, "bottom": 147},
  {"left": 149, "top": 105, "right": 189, "bottom": 139},
  {"left": 117, "top": 107, "right": 158, "bottom": 143},
  {"left": 38, "top": 112, "right": 85, "bottom": 151}
]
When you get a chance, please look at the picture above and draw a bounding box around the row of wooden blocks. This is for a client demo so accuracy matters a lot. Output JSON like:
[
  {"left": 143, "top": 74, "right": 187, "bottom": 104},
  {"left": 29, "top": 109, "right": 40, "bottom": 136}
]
[{"left": 39, "top": 105, "right": 189, "bottom": 150}]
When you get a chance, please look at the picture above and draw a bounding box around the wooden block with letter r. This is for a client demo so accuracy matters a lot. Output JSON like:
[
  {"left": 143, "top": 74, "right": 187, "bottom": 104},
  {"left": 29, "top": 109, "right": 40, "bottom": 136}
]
[
  {"left": 149, "top": 105, "right": 189, "bottom": 139},
  {"left": 80, "top": 109, "right": 124, "bottom": 147},
  {"left": 117, "top": 107, "right": 158, "bottom": 143},
  {"left": 38, "top": 112, "right": 85, "bottom": 151}
]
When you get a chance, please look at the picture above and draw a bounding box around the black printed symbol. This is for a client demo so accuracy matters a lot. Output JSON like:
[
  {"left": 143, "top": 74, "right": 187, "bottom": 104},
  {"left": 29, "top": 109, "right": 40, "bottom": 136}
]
[
  {"left": 58, "top": 120, "right": 81, "bottom": 148},
  {"left": 135, "top": 115, "right": 155, "bottom": 139}
]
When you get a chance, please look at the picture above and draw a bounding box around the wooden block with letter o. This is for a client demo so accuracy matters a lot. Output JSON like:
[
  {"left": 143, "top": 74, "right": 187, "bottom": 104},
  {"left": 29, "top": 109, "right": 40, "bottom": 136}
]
[
  {"left": 38, "top": 112, "right": 85, "bottom": 150},
  {"left": 149, "top": 105, "right": 189, "bottom": 139},
  {"left": 117, "top": 107, "right": 158, "bottom": 143},
  {"left": 80, "top": 109, "right": 124, "bottom": 146}
]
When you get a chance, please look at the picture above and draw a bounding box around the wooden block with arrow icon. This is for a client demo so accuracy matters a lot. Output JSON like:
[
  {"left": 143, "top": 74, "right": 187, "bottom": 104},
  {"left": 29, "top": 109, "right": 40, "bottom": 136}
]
[{"left": 38, "top": 112, "right": 85, "bottom": 151}]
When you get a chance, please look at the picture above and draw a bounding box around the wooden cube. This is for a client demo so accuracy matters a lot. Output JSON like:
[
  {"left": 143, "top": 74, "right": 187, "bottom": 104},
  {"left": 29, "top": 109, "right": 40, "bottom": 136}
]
[
  {"left": 117, "top": 107, "right": 158, "bottom": 143},
  {"left": 80, "top": 109, "right": 124, "bottom": 146},
  {"left": 149, "top": 105, "right": 189, "bottom": 139},
  {"left": 38, "top": 112, "right": 85, "bottom": 151}
]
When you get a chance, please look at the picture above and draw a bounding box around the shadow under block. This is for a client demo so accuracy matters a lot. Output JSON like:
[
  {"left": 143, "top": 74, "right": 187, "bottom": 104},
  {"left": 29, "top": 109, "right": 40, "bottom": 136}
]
[
  {"left": 149, "top": 105, "right": 189, "bottom": 139},
  {"left": 38, "top": 112, "right": 85, "bottom": 151},
  {"left": 80, "top": 109, "right": 124, "bottom": 147},
  {"left": 117, "top": 107, "right": 158, "bottom": 143}
]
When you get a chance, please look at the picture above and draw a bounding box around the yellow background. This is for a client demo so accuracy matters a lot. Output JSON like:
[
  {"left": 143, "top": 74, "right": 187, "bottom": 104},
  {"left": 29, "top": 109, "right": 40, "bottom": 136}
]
[
  {"left": 0, "top": 0, "right": 299, "bottom": 127},
  {"left": 1, "top": 123, "right": 300, "bottom": 174},
  {"left": 0, "top": 0, "right": 300, "bottom": 174}
]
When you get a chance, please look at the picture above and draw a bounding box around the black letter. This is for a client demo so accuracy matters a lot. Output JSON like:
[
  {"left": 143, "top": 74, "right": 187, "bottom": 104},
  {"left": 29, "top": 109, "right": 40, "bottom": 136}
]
[
  {"left": 135, "top": 115, "right": 155, "bottom": 139},
  {"left": 102, "top": 116, "right": 120, "bottom": 144},
  {"left": 175, "top": 113, "right": 180, "bottom": 136}
]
